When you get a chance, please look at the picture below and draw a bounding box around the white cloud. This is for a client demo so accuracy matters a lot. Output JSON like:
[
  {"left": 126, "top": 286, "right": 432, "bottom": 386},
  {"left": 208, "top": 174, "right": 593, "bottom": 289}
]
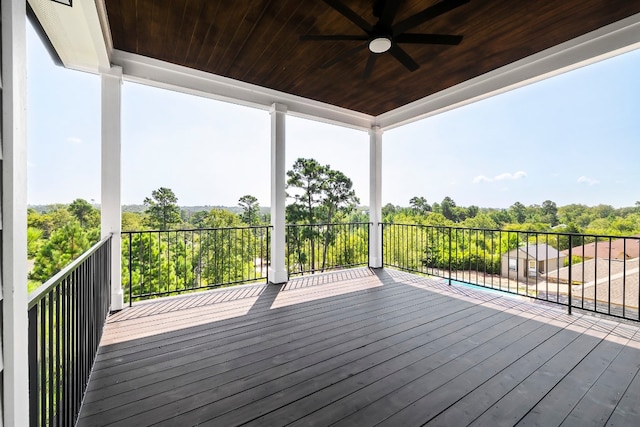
[
  {"left": 67, "top": 137, "right": 82, "bottom": 144},
  {"left": 577, "top": 176, "right": 600, "bottom": 186},
  {"left": 473, "top": 170, "right": 527, "bottom": 184},
  {"left": 472, "top": 175, "right": 491, "bottom": 184}
]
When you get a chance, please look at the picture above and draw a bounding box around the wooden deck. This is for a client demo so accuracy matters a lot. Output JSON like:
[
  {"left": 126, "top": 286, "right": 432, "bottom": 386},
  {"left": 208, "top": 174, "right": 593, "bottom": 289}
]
[{"left": 78, "top": 268, "right": 640, "bottom": 426}]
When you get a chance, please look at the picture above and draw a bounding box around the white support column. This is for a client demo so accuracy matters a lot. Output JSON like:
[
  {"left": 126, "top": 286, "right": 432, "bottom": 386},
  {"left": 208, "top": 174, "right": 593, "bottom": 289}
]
[
  {"left": 101, "top": 66, "right": 124, "bottom": 311},
  {"left": 369, "top": 126, "right": 383, "bottom": 268},
  {"left": 269, "top": 103, "right": 288, "bottom": 284},
  {"left": 1, "top": 0, "right": 29, "bottom": 424}
]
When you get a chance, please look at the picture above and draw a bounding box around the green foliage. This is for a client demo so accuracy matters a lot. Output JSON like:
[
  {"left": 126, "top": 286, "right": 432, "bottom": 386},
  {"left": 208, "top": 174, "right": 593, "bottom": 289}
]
[
  {"left": 197, "top": 226, "right": 259, "bottom": 286},
  {"left": 122, "top": 207, "right": 266, "bottom": 301},
  {"left": 122, "top": 211, "right": 145, "bottom": 231},
  {"left": 564, "top": 255, "right": 584, "bottom": 267},
  {"left": 347, "top": 209, "right": 369, "bottom": 223},
  {"left": 488, "top": 209, "right": 511, "bottom": 227},
  {"left": 440, "top": 196, "right": 457, "bottom": 221},
  {"left": 28, "top": 205, "right": 75, "bottom": 238},
  {"left": 503, "top": 222, "right": 550, "bottom": 232},
  {"left": 382, "top": 203, "right": 398, "bottom": 221},
  {"left": 541, "top": 200, "right": 559, "bottom": 226},
  {"left": 409, "top": 196, "right": 431, "bottom": 215},
  {"left": 608, "top": 215, "right": 640, "bottom": 235},
  {"left": 286, "top": 158, "right": 360, "bottom": 272},
  {"left": 286, "top": 223, "right": 368, "bottom": 274},
  {"left": 68, "top": 198, "right": 100, "bottom": 228},
  {"left": 27, "top": 175, "right": 640, "bottom": 299},
  {"left": 27, "top": 200, "right": 101, "bottom": 289},
  {"left": 423, "top": 213, "right": 452, "bottom": 226},
  {"left": 286, "top": 158, "right": 359, "bottom": 224},
  {"left": 190, "top": 211, "right": 209, "bottom": 229},
  {"left": 27, "top": 226, "right": 43, "bottom": 258},
  {"left": 466, "top": 205, "right": 480, "bottom": 219},
  {"left": 461, "top": 213, "right": 498, "bottom": 230},
  {"left": 30, "top": 221, "right": 91, "bottom": 283},
  {"left": 286, "top": 158, "right": 327, "bottom": 225},
  {"left": 557, "top": 203, "right": 588, "bottom": 225},
  {"left": 201, "top": 208, "right": 244, "bottom": 228},
  {"left": 509, "top": 202, "right": 527, "bottom": 223},
  {"left": 122, "top": 233, "right": 177, "bottom": 299},
  {"left": 381, "top": 197, "right": 640, "bottom": 282},
  {"left": 321, "top": 169, "right": 359, "bottom": 223},
  {"left": 238, "top": 195, "right": 261, "bottom": 225},
  {"left": 578, "top": 211, "right": 640, "bottom": 236},
  {"left": 144, "top": 187, "right": 182, "bottom": 230}
]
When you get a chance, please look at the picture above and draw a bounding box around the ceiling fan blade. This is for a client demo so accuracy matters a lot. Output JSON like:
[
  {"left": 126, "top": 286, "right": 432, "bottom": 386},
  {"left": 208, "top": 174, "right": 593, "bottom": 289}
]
[
  {"left": 378, "top": 0, "right": 402, "bottom": 28},
  {"left": 362, "top": 54, "right": 378, "bottom": 80},
  {"left": 320, "top": 42, "right": 367, "bottom": 69},
  {"left": 322, "top": 0, "right": 373, "bottom": 33},
  {"left": 394, "top": 33, "right": 463, "bottom": 45},
  {"left": 300, "top": 34, "right": 369, "bottom": 41},
  {"left": 388, "top": 44, "right": 419, "bottom": 72},
  {"left": 393, "top": 0, "right": 470, "bottom": 35}
]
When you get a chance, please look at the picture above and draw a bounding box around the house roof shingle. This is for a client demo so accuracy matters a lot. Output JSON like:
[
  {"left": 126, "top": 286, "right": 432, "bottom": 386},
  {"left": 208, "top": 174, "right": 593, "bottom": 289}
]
[
  {"left": 503, "top": 244, "right": 562, "bottom": 260},
  {"left": 561, "top": 235, "right": 640, "bottom": 260}
]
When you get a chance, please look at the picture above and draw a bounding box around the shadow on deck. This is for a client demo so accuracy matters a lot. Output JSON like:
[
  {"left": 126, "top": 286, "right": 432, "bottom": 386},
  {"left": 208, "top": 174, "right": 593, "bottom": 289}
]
[{"left": 78, "top": 268, "right": 640, "bottom": 426}]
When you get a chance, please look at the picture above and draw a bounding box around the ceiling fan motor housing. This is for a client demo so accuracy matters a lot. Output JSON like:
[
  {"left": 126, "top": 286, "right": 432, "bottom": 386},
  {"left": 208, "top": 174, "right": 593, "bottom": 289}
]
[{"left": 369, "top": 37, "right": 392, "bottom": 53}]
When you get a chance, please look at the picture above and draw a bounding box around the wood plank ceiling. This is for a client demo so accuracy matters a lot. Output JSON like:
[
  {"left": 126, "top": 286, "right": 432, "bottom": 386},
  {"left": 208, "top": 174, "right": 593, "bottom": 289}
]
[{"left": 104, "top": 0, "right": 640, "bottom": 116}]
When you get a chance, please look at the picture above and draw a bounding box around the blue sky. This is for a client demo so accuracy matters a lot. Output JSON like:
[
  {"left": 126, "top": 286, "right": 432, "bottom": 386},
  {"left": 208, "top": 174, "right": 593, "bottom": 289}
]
[{"left": 26, "top": 22, "right": 640, "bottom": 209}]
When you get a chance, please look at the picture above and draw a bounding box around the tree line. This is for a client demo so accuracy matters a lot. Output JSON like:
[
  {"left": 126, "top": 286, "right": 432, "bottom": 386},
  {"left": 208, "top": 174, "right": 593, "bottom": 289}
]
[
  {"left": 28, "top": 157, "right": 640, "bottom": 293},
  {"left": 385, "top": 197, "right": 640, "bottom": 237},
  {"left": 28, "top": 158, "right": 365, "bottom": 293}
]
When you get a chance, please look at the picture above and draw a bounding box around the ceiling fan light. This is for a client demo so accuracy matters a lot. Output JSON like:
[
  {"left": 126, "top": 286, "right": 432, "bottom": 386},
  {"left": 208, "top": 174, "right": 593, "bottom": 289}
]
[{"left": 369, "top": 37, "right": 391, "bottom": 53}]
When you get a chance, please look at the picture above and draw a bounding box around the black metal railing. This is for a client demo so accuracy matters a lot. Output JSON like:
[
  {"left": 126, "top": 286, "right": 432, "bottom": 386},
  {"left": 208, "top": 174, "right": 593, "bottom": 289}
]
[
  {"left": 28, "top": 235, "right": 112, "bottom": 427},
  {"left": 286, "top": 222, "right": 370, "bottom": 275},
  {"left": 122, "top": 226, "right": 270, "bottom": 304},
  {"left": 382, "top": 223, "right": 640, "bottom": 322}
]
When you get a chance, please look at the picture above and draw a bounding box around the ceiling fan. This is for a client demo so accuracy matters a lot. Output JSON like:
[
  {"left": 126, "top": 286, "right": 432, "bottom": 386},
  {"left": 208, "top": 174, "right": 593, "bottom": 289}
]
[{"left": 301, "top": 0, "right": 469, "bottom": 79}]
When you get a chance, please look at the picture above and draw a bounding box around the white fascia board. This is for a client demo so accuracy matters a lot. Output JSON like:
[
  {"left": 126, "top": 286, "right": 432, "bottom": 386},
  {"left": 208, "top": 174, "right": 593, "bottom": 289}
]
[
  {"left": 95, "top": 0, "right": 114, "bottom": 61},
  {"left": 376, "top": 12, "right": 640, "bottom": 131},
  {"left": 111, "top": 50, "right": 374, "bottom": 132},
  {"left": 28, "top": 0, "right": 110, "bottom": 73}
]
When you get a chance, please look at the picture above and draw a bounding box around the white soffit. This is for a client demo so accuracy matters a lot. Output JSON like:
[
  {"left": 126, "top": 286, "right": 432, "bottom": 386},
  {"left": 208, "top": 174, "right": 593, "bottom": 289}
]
[
  {"left": 112, "top": 10, "right": 639, "bottom": 133},
  {"left": 28, "top": 0, "right": 110, "bottom": 73},
  {"left": 111, "top": 50, "right": 375, "bottom": 132},
  {"left": 30, "top": 1, "right": 638, "bottom": 133},
  {"left": 376, "top": 12, "right": 640, "bottom": 131}
]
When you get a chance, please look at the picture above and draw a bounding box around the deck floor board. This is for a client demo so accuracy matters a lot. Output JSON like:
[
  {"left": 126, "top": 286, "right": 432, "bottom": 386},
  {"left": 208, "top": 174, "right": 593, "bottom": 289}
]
[{"left": 77, "top": 268, "right": 640, "bottom": 427}]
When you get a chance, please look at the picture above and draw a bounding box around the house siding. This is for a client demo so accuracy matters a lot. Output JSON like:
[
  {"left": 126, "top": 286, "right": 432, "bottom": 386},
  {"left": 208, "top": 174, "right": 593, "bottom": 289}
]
[
  {"left": 501, "top": 246, "right": 565, "bottom": 281},
  {"left": 501, "top": 249, "right": 529, "bottom": 280}
]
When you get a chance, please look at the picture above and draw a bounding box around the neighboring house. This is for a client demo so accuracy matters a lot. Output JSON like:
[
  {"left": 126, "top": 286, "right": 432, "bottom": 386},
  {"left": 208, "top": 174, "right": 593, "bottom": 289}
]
[
  {"left": 560, "top": 234, "right": 640, "bottom": 260},
  {"left": 544, "top": 257, "right": 639, "bottom": 308},
  {"left": 501, "top": 244, "right": 565, "bottom": 280}
]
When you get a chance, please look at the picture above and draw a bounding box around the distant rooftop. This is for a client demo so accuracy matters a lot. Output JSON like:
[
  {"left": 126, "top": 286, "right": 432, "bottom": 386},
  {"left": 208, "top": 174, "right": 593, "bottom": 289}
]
[{"left": 561, "top": 235, "right": 640, "bottom": 260}]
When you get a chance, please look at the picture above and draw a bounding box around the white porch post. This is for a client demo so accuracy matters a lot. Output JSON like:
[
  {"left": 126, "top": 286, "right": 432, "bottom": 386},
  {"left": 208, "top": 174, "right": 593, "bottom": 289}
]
[
  {"left": 269, "top": 103, "right": 288, "bottom": 284},
  {"left": 369, "top": 126, "right": 383, "bottom": 268},
  {"left": 101, "top": 66, "right": 124, "bottom": 311},
  {"left": 1, "top": 0, "right": 29, "bottom": 424}
]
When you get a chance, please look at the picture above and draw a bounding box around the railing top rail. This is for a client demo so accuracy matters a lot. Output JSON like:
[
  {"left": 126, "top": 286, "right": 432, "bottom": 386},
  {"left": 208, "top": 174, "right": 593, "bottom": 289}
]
[
  {"left": 28, "top": 234, "right": 112, "bottom": 309},
  {"left": 380, "top": 223, "right": 640, "bottom": 241},
  {"left": 122, "top": 225, "right": 272, "bottom": 234}
]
